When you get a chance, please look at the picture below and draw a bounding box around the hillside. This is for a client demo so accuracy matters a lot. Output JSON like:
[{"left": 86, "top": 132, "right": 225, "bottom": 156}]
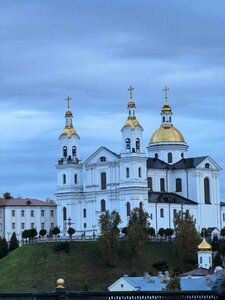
[{"left": 0, "top": 241, "right": 193, "bottom": 292}]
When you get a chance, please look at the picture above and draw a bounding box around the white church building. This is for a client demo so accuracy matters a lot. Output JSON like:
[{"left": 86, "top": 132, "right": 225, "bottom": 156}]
[{"left": 56, "top": 87, "right": 224, "bottom": 236}]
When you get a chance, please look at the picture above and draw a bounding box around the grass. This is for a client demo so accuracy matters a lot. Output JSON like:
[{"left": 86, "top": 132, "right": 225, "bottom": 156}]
[{"left": 0, "top": 241, "right": 195, "bottom": 292}]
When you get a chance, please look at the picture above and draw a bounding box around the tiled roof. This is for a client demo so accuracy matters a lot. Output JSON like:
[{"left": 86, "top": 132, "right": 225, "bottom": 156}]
[
  {"left": 148, "top": 192, "right": 198, "bottom": 205},
  {"left": 147, "top": 156, "right": 208, "bottom": 170},
  {"left": 0, "top": 198, "right": 56, "bottom": 207}
]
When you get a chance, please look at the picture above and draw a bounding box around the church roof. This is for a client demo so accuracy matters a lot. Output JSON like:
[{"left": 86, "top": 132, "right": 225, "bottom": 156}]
[
  {"left": 147, "top": 157, "right": 208, "bottom": 170},
  {"left": 0, "top": 198, "right": 56, "bottom": 207},
  {"left": 148, "top": 192, "right": 198, "bottom": 205},
  {"left": 181, "top": 267, "right": 215, "bottom": 276}
]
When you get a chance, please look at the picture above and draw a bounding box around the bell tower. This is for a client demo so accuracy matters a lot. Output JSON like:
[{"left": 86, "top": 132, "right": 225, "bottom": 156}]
[{"left": 56, "top": 96, "right": 83, "bottom": 234}]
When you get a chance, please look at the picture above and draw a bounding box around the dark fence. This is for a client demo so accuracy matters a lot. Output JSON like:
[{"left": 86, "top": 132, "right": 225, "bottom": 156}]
[{"left": 0, "top": 290, "right": 222, "bottom": 300}]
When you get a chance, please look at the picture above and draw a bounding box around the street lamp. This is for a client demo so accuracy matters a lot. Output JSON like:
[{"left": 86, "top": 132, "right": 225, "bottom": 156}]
[{"left": 92, "top": 225, "right": 97, "bottom": 240}]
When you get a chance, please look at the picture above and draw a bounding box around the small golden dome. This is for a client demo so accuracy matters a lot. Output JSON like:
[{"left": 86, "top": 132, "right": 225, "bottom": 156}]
[
  {"left": 124, "top": 116, "right": 139, "bottom": 129},
  {"left": 61, "top": 125, "right": 76, "bottom": 138},
  {"left": 57, "top": 278, "right": 65, "bottom": 288},
  {"left": 161, "top": 102, "right": 172, "bottom": 114},
  {"left": 150, "top": 125, "right": 185, "bottom": 143},
  {"left": 198, "top": 238, "right": 212, "bottom": 251},
  {"left": 65, "top": 110, "right": 73, "bottom": 117},
  {"left": 128, "top": 100, "right": 136, "bottom": 108}
]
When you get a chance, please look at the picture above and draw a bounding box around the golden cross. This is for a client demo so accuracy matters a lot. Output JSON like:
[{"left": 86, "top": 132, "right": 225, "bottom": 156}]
[
  {"left": 128, "top": 85, "right": 134, "bottom": 99},
  {"left": 163, "top": 86, "right": 169, "bottom": 98},
  {"left": 65, "top": 96, "right": 72, "bottom": 109}
]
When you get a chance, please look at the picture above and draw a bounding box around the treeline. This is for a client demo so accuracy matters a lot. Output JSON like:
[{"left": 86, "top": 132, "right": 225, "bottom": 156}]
[{"left": 0, "top": 232, "right": 19, "bottom": 259}]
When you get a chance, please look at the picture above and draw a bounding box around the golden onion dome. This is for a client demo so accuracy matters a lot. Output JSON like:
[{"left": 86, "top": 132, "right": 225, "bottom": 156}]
[
  {"left": 124, "top": 116, "right": 139, "bottom": 129},
  {"left": 150, "top": 125, "right": 185, "bottom": 143},
  {"left": 60, "top": 125, "right": 76, "bottom": 138},
  {"left": 65, "top": 110, "right": 73, "bottom": 117},
  {"left": 198, "top": 238, "right": 212, "bottom": 251},
  {"left": 128, "top": 100, "right": 136, "bottom": 108}
]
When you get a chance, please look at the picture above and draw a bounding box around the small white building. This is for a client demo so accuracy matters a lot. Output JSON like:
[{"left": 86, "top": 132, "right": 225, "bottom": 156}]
[{"left": 0, "top": 197, "right": 57, "bottom": 240}]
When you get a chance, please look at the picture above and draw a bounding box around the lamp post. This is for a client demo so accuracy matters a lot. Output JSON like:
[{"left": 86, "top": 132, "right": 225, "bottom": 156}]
[{"left": 92, "top": 225, "right": 97, "bottom": 240}]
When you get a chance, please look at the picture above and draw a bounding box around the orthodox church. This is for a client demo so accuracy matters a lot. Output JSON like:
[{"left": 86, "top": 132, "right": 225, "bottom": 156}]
[{"left": 56, "top": 87, "right": 223, "bottom": 236}]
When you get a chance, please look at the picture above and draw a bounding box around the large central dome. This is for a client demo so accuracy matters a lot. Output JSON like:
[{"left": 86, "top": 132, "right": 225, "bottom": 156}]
[{"left": 150, "top": 124, "right": 185, "bottom": 143}]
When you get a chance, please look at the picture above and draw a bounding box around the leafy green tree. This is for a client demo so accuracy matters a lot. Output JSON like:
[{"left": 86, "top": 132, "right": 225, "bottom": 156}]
[
  {"left": 28, "top": 228, "right": 38, "bottom": 241},
  {"left": 165, "top": 273, "right": 181, "bottom": 291},
  {"left": 174, "top": 210, "right": 193, "bottom": 234},
  {"left": 39, "top": 229, "right": 47, "bottom": 237},
  {"left": 121, "top": 227, "right": 127, "bottom": 236},
  {"left": 174, "top": 213, "right": 200, "bottom": 263},
  {"left": 127, "top": 207, "right": 150, "bottom": 257},
  {"left": 67, "top": 227, "right": 75, "bottom": 241},
  {"left": 158, "top": 228, "right": 165, "bottom": 239},
  {"left": 3, "top": 192, "right": 12, "bottom": 199},
  {"left": 211, "top": 235, "right": 220, "bottom": 252},
  {"left": 52, "top": 226, "right": 60, "bottom": 236},
  {"left": 148, "top": 227, "right": 156, "bottom": 237},
  {"left": 0, "top": 238, "right": 9, "bottom": 259},
  {"left": 214, "top": 252, "right": 222, "bottom": 266},
  {"left": 98, "top": 210, "right": 121, "bottom": 266},
  {"left": 22, "top": 230, "right": 29, "bottom": 240},
  {"left": 165, "top": 228, "right": 174, "bottom": 241},
  {"left": 9, "top": 232, "right": 19, "bottom": 251},
  {"left": 221, "top": 227, "right": 225, "bottom": 238}
]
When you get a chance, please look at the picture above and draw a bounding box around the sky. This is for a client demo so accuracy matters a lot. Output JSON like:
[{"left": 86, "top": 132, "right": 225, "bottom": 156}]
[{"left": 0, "top": 0, "right": 225, "bottom": 200}]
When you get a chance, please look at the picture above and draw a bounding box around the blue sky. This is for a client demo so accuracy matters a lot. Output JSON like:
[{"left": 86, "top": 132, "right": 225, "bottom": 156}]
[{"left": 1, "top": 0, "right": 225, "bottom": 200}]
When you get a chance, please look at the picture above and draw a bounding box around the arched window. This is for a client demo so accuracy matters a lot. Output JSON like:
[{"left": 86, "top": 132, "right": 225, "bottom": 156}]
[
  {"left": 126, "top": 138, "right": 130, "bottom": 150},
  {"left": 63, "top": 146, "right": 67, "bottom": 158},
  {"left": 181, "top": 153, "right": 184, "bottom": 158},
  {"left": 101, "top": 199, "right": 106, "bottom": 212},
  {"left": 74, "top": 174, "right": 77, "bottom": 184},
  {"left": 205, "top": 163, "right": 210, "bottom": 169},
  {"left": 169, "top": 116, "right": 171, "bottom": 122},
  {"left": 168, "top": 152, "right": 172, "bottom": 163},
  {"left": 139, "top": 201, "right": 143, "bottom": 210},
  {"left": 126, "top": 202, "right": 131, "bottom": 216},
  {"left": 101, "top": 172, "right": 107, "bottom": 190},
  {"left": 204, "top": 177, "right": 211, "bottom": 204},
  {"left": 138, "top": 167, "right": 141, "bottom": 178},
  {"left": 126, "top": 167, "right": 130, "bottom": 178},
  {"left": 163, "top": 117, "right": 165, "bottom": 122},
  {"left": 147, "top": 177, "right": 153, "bottom": 190},
  {"left": 63, "top": 174, "right": 66, "bottom": 184},
  {"left": 176, "top": 178, "right": 182, "bottom": 192},
  {"left": 72, "top": 146, "right": 76, "bottom": 156},
  {"left": 154, "top": 153, "right": 158, "bottom": 159},
  {"left": 63, "top": 207, "right": 67, "bottom": 221},
  {"left": 160, "top": 178, "right": 165, "bottom": 192},
  {"left": 136, "top": 138, "right": 140, "bottom": 151}
]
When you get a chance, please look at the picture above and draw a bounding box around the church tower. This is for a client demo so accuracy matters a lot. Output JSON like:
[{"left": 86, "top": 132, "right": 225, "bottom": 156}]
[
  {"left": 56, "top": 96, "right": 83, "bottom": 234},
  {"left": 147, "top": 86, "right": 189, "bottom": 164},
  {"left": 197, "top": 238, "right": 212, "bottom": 269},
  {"left": 119, "top": 86, "right": 148, "bottom": 215}
]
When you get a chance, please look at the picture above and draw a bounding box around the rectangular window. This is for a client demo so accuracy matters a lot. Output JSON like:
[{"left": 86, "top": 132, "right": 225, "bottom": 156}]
[
  {"left": 101, "top": 172, "right": 107, "bottom": 190},
  {"left": 41, "top": 210, "right": 45, "bottom": 217},
  {"left": 223, "top": 213, "right": 225, "bottom": 222},
  {"left": 0, "top": 223, "right": 2, "bottom": 231},
  {"left": 51, "top": 223, "right": 54, "bottom": 228},
  {"left": 84, "top": 223, "right": 87, "bottom": 228},
  {"left": 21, "top": 223, "right": 25, "bottom": 230},
  {"left": 173, "top": 209, "right": 177, "bottom": 218},
  {"left": 147, "top": 177, "right": 153, "bottom": 190},
  {"left": 31, "top": 210, "right": 34, "bottom": 217},
  {"left": 21, "top": 210, "right": 25, "bottom": 217},
  {"left": 149, "top": 213, "right": 153, "bottom": 220},
  {"left": 41, "top": 223, "right": 45, "bottom": 229},
  {"left": 31, "top": 223, "right": 34, "bottom": 229},
  {"left": 0, "top": 210, "right": 2, "bottom": 218},
  {"left": 12, "top": 210, "right": 15, "bottom": 217},
  {"left": 160, "top": 178, "right": 165, "bottom": 192},
  {"left": 160, "top": 208, "right": 164, "bottom": 218},
  {"left": 50, "top": 210, "right": 54, "bottom": 217},
  {"left": 83, "top": 209, "right": 86, "bottom": 218},
  {"left": 12, "top": 223, "right": 15, "bottom": 229}
]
